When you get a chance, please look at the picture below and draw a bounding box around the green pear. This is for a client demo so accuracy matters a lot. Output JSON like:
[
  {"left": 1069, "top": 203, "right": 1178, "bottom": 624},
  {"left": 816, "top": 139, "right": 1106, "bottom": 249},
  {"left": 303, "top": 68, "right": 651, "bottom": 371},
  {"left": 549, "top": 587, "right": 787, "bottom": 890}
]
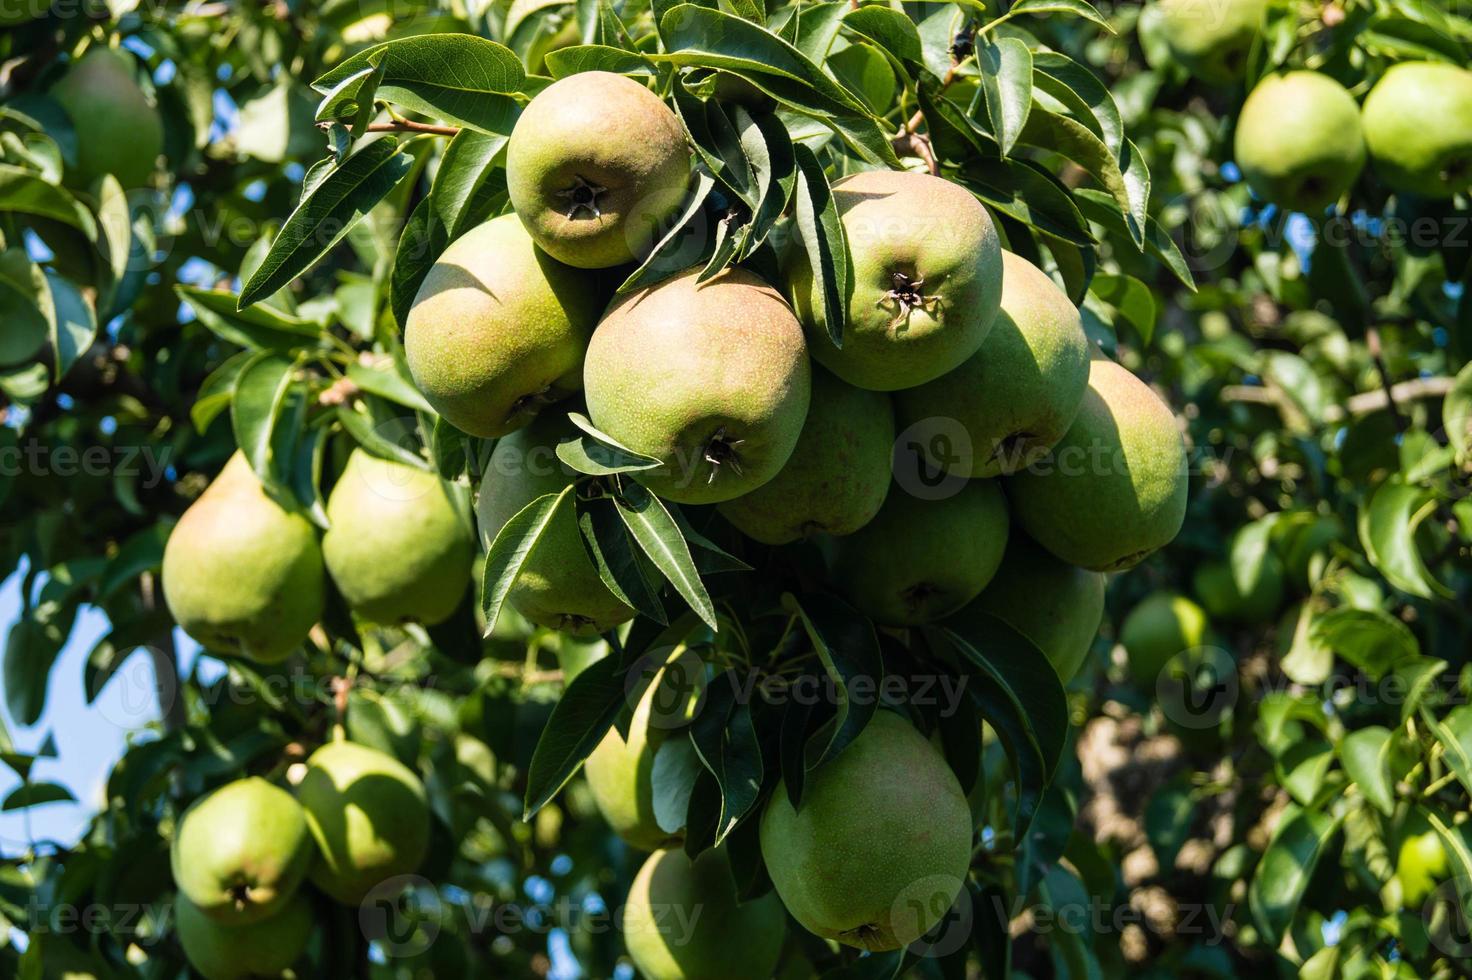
[
  {"left": 49, "top": 47, "right": 163, "bottom": 189},
  {"left": 1361, "top": 61, "right": 1472, "bottom": 198},
  {"left": 962, "top": 533, "right": 1106, "bottom": 681},
  {"left": 295, "top": 740, "right": 430, "bottom": 906},
  {"left": 162, "top": 453, "right": 324, "bottom": 664},
  {"left": 405, "top": 214, "right": 601, "bottom": 437},
  {"left": 760, "top": 710, "right": 973, "bottom": 951},
  {"left": 583, "top": 667, "right": 691, "bottom": 851},
  {"left": 175, "top": 892, "right": 313, "bottom": 980},
  {"left": 475, "top": 414, "right": 636, "bottom": 635},
  {"left": 1005, "top": 357, "right": 1188, "bottom": 572},
  {"left": 894, "top": 251, "right": 1089, "bottom": 477},
  {"left": 171, "top": 778, "right": 315, "bottom": 926},
  {"left": 1119, "top": 591, "right": 1211, "bottom": 686},
  {"left": 1158, "top": 0, "right": 1266, "bottom": 84},
  {"left": 623, "top": 846, "right": 786, "bottom": 980},
  {"left": 322, "top": 450, "right": 474, "bottom": 626},
  {"left": 831, "top": 479, "right": 1008, "bottom": 626},
  {"left": 584, "top": 266, "right": 812, "bottom": 505},
  {"left": 506, "top": 71, "right": 690, "bottom": 268},
  {"left": 784, "top": 169, "right": 1003, "bottom": 391},
  {"left": 1192, "top": 552, "right": 1284, "bottom": 623},
  {"left": 1234, "top": 71, "right": 1365, "bottom": 212},
  {"left": 717, "top": 366, "right": 894, "bottom": 544}
]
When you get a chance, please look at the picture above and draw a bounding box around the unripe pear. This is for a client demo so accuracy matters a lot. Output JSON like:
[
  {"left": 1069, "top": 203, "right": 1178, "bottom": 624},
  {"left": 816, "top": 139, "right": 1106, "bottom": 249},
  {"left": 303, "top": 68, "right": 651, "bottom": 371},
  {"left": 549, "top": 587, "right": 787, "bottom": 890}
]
[
  {"left": 175, "top": 892, "right": 313, "bottom": 980},
  {"left": 962, "top": 533, "right": 1106, "bottom": 681},
  {"left": 1006, "top": 357, "right": 1188, "bottom": 571},
  {"left": 1234, "top": 71, "right": 1365, "bottom": 213},
  {"left": 718, "top": 366, "right": 894, "bottom": 544},
  {"left": 760, "top": 710, "right": 973, "bottom": 951},
  {"left": 784, "top": 169, "right": 1003, "bottom": 391},
  {"left": 171, "top": 777, "right": 315, "bottom": 926},
  {"left": 295, "top": 740, "right": 430, "bottom": 906},
  {"left": 1193, "top": 552, "right": 1284, "bottom": 623},
  {"left": 583, "top": 667, "right": 690, "bottom": 851},
  {"left": 475, "top": 414, "right": 636, "bottom": 635},
  {"left": 1119, "top": 591, "right": 1211, "bottom": 686},
  {"left": 622, "top": 846, "right": 786, "bottom": 980},
  {"left": 50, "top": 47, "right": 163, "bottom": 189},
  {"left": 1158, "top": 0, "right": 1266, "bottom": 84},
  {"left": 584, "top": 267, "right": 812, "bottom": 504},
  {"left": 1361, "top": 62, "right": 1472, "bottom": 198},
  {"left": 506, "top": 71, "right": 691, "bottom": 268},
  {"left": 895, "top": 251, "right": 1089, "bottom": 477},
  {"left": 1394, "top": 815, "right": 1451, "bottom": 909},
  {"left": 405, "top": 214, "right": 600, "bottom": 437},
  {"left": 831, "top": 479, "right": 1008, "bottom": 626},
  {"left": 323, "top": 450, "right": 474, "bottom": 626},
  {"left": 162, "top": 453, "right": 324, "bottom": 664}
]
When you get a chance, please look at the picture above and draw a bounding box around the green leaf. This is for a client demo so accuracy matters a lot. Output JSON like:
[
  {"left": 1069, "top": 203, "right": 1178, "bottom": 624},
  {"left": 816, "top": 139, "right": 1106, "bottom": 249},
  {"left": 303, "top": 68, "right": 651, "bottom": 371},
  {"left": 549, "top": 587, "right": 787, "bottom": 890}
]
[
  {"left": 1309, "top": 607, "right": 1418, "bottom": 680},
  {"left": 963, "top": 158, "right": 1095, "bottom": 248},
  {"left": 781, "top": 593, "right": 882, "bottom": 779},
  {"left": 1072, "top": 188, "right": 1195, "bottom": 289},
  {"left": 0, "top": 163, "right": 97, "bottom": 239},
  {"left": 1229, "top": 515, "right": 1277, "bottom": 597},
  {"left": 1338, "top": 726, "right": 1395, "bottom": 817},
  {"left": 1358, "top": 477, "right": 1453, "bottom": 600},
  {"left": 312, "top": 35, "right": 526, "bottom": 135},
  {"left": 1021, "top": 109, "right": 1147, "bottom": 246},
  {"left": 1030, "top": 51, "right": 1123, "bottom": 158},
  {"left": 791, "top": 143, "right": 850, "bottom": 348},
  {"left": 737, "top": 110, "right": 796, "bottom": 259},
  {"left": 44, "top": 272, "right": 96, "bottom": 383},
  {"left": 1008, "top": 0, "right": 1114, "bottom": 32},
  {"left": 481, "top": 487, "right": 573, "bottom": 636},
  {"left": 1423, "top": 704, "right": 1472, "bottom": 798},
  {"left": 1443, "top": 359, "right": 1472, "bottom": 463},
  {"left": 2, "top": 782, "right": 75, "bottom": 811},
  {"left": 1088, "top": 273, "right": 1155, "bottom": 346},
  {"left": 1248, "top": 805, "right": 1342, "bottom": 944},
  {"left": 544, "top": 45, "right": 658, "bottom": 79},
  {"left": 238, "top": 139, "right": 415, "bottom": 309},
  {"left": 842, "top": 6, "right": 924, "bottom": 65},
  {"left": 0, "top": 250, "right": 50, "bottom": 367},
  {"left": 689, "top": 677, "right": 764, "bottom": 845},
  {"left": 614, "top": 480, "right": 716, "bottom": 631},
  {"left": 574, "top": 495, "right": 667, "bottom": 624},
  {"left": 231, "top": 353, "right": 296, "bottom": 483},
  {"left": 390, "top": 197, "right": 445, "bottom": 331},
  {"left": 430, "top": 129, "right": 509, "bottom": 242},
  {"left": 334, "top": 402, "right": 430, "bottom": 470},
  {"left": 177, "top": 286, "right": 323, "bottom": 351},
  {"left": 347, "top": 358, "right": 434, "bottom": 414},
  {"left": 618, "top": 169, "right": 718, "bottom": 294},
  {"left": 976, "top": 37, "right": 1032, "bottom": 158},
  {"left": 522, "top": 650, "right": 629, "bottom": 819},
  {"left": 556, "top": 414, "right": 665, "bottom": 476}
]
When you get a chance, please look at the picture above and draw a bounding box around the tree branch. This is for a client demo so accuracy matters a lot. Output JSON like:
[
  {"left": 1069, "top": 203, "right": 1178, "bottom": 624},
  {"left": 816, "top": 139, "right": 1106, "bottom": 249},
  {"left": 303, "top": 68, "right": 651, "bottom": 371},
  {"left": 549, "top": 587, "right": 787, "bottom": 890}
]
[{"left": 365, "top": 119, "right": 462, "bottom": 137}]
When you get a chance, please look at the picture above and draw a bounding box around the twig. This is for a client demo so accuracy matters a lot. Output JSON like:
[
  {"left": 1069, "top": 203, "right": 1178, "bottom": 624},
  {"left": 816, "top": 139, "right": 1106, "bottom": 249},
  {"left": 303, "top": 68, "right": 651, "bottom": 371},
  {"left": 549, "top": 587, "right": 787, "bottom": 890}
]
[
  {"left": 366, "top": 119, "right": 461, "bottom": 137},
  {"left": 1220, "top": 375, "right": 1453, "bottom": 425},
  {"left": 892, "top": 132, "right": 940, "bottom": 176},
  {"left": 1365, "top": 325, "right": 1405, "bottom": 432}
]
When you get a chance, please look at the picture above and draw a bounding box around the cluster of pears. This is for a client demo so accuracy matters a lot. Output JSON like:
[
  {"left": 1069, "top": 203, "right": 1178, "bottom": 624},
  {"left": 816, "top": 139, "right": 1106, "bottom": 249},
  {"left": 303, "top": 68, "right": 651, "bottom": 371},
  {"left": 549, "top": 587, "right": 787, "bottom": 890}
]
[
  {"left": 47, "top": 45, "right": 164, "bottom": 190},
  {"left": 411, "top": 70, "right": 1187, "bottom": 661},
  {"left": 162, "top": 449, "right": 474, "bottom": 662},
  {"left": 1156, "top": 0, "right": 1472, "bottom": 206},
  {"left": 589, "top": 671, "right": 974, "bottom": 975},
  {"left": 169, "top": 740, "right": 430, "bottom": 979}
]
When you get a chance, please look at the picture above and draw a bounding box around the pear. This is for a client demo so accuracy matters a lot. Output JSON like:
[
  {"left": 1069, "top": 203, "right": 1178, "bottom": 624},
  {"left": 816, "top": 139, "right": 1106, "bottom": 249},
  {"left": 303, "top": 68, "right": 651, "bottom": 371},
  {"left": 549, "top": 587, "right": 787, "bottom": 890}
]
[
  {"left": 171, "top": 777, "right": 315, "bottom": 926},
  {"left": 583, "top": 667, "right": 688, "bottom": 851},
  {"left": 1394, "top": 813, "right": 1451, "bottom": 909},
  {"left": 475, "top": 414, "right": 636, "bottom": 635},
  {"left": 622, "top": 846, "right": 787, "bottom": 980},
  {"left": 783, "top": 169, "right": 1003, "bottom": 391},
  {"left": 1005, "top": 357, "right": 1188, "bottom": 572},
  {"left": 1158, "top": 0, "right": 1266, "bottom": 84},
  {"left": 162, "top": 453, "right": 324, "bottom": 664},
  {"left": 322, "top": 450, "right": 474, "bottom": 626},
  {"left": 1119, "top": 591, "right": 1211, "bottom": 687},
  {"left": 831, "top": 479, "right": 1008, "bottom": 626},
  {"left": 1193, "top": 552, "right": 1284, "bottom": 623},
  {"left": 760, "top": 710, "right": 973, "bottom": 951},
  {"left": 295, "top": 740, "right": 430, "bottom": 906},
  {"left": 506, "top": 71, "right": 690, "bottom": 268},
  {"left": 718, "top": 366, "right": 894, "bottom": 544},
  {"left": 962, "top": 533, "right": 1106, "bottom": 682},
  {"left": 405, "top": 214, "right": 601, "bottom": 437},
  {"left": 1361, "top": 61, "right": 1472, "bottom": 198},
  {"left": 175, "top": 892, "right": 313, "bottom": 980},
  {"left": 894, "top": 251, "right": 1089, "bottom": 477},
  {"left": 1234, "top": 71, "right": 1365, "bottom": 213},
  {"left": 49, "top": 47, "right": 163, "bottom": 189},
  {"left": 584, "top": 267, "right": 812, "bottom": 505}
]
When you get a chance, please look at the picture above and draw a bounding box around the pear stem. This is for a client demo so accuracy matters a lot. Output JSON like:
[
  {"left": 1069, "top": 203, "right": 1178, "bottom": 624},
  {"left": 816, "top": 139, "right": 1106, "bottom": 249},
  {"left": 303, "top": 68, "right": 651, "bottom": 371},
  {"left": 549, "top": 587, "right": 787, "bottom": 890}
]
[{"left": 365, "top": 119, "right": 461, "bottom": 137}]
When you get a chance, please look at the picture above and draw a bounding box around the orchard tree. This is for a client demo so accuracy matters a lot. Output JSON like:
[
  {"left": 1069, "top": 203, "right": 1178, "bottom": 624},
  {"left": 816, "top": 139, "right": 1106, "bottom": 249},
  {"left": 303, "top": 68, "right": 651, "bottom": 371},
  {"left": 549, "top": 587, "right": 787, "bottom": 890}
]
[{"left": 0, "top": 1, "right": 1467, "bottom": 979}]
